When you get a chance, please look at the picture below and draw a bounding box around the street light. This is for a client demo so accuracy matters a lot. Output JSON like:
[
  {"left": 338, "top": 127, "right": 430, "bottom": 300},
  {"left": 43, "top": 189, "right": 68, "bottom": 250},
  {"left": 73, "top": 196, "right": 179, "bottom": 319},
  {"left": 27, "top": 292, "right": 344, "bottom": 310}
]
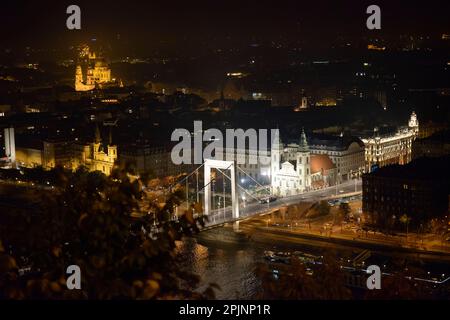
[{"left": 217, "top": 196, "right": 222, "bottom": 209}]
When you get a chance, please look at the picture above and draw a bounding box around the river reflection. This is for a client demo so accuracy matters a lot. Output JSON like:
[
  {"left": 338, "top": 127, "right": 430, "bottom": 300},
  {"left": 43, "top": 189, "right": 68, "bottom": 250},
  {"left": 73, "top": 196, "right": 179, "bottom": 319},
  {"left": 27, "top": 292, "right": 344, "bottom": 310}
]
[
  {"left": 176, "top": 228, "right": 450, "bottom": 300},
  {"left": 177, "top": 237, "right": 262, "bottom": 299}
]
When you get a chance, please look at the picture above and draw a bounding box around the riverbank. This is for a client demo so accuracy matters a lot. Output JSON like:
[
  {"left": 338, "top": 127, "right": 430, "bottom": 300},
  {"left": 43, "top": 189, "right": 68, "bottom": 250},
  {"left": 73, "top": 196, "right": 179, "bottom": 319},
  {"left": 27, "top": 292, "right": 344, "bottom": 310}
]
[{"left": 197, "top": 215, "right": 450, "bottom": 264}]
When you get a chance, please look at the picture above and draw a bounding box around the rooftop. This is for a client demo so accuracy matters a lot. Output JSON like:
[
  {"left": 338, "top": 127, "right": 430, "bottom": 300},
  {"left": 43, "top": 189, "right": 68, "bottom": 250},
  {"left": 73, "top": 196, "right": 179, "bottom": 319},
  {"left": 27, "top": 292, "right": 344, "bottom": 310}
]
[
  {"left": 367, "top": 156, "right": 450, "bottom": 181},
  {"left": 307, "top": 133, "right": 364, "bottom": 151},
  {"left": 310, "top": 154, "right": 335, "bottom": 174}
]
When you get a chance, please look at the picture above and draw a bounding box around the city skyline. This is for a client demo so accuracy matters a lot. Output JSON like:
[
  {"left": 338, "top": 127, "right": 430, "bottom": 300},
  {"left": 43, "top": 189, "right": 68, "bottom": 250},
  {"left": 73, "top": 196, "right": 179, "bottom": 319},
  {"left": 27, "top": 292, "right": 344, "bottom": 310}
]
[{"left": 0, "top": 1, "right": 449, "bottom": 308}]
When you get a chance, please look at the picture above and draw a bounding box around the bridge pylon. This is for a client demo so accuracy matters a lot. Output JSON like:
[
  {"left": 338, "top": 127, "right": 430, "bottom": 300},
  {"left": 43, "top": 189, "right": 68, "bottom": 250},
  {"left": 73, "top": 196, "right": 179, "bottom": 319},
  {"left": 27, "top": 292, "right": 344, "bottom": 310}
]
[{"left": 204, "top": 159, "right": 239, "bottom": 219}]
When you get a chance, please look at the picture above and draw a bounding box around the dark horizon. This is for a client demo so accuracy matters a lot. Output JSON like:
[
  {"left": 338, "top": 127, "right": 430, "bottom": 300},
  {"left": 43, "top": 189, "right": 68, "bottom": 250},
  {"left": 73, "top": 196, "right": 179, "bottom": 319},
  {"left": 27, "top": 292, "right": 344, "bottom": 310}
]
[{"left": 1, "top": 0, "right": 450, "bottom": 52}]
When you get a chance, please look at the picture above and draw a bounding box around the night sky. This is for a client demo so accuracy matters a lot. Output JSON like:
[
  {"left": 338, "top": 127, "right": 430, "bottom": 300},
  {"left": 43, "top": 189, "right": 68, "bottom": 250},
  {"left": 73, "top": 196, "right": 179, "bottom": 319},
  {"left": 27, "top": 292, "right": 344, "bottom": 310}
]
[{"left": 1, "top": 0, "right": 450, "bottom": 50}]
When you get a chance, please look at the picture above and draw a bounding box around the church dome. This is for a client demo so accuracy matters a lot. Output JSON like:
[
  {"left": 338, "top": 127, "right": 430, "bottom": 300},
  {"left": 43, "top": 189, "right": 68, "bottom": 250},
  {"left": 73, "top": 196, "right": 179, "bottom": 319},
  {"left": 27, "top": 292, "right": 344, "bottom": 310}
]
[{"left": 94, "top": 60, "right": 107, "bottom": 68}]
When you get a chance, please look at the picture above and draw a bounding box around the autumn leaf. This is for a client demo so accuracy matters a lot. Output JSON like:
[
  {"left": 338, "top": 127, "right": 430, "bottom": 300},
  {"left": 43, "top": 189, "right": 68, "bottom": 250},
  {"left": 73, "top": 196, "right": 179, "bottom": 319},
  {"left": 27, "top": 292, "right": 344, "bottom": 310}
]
[
  {"left": 52, "top": 246, "right": 62, "bottom": 257},
  {"left": 0, "top": 255, "right": 17, "bottom": 271},
  {"left": 49, "top": 282, "right": 61, "bottom": 293},
  {"left": 78, "top": 213, "right": 88, "bottom": 227},
  {"left": 142, "top": 280, "right": 160, "bottom": 299}
]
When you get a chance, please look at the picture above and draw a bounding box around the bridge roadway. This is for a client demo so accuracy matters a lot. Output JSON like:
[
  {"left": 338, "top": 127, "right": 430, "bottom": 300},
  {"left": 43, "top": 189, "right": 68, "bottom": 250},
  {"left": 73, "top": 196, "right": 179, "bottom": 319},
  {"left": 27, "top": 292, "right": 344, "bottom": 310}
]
[{"left": 204, "top": 179, "right": 362, "bottom": 227}]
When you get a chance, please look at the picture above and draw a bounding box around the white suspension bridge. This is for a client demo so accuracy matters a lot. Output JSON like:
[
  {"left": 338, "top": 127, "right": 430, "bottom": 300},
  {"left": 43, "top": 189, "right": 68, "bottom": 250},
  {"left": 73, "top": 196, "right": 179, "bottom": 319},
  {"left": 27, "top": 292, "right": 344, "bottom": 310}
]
[
  {"left": 169, "top": 159, "right": 362, "bottom": 228},
  {"left": 172, "top": 159, "right": 274, "bottom": 227}
]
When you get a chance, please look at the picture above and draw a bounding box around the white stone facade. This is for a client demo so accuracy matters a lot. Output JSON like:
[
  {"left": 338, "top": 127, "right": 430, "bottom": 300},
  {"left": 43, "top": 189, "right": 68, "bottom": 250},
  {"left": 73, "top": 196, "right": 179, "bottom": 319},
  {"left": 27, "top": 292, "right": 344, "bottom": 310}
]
[{"left": 271, "top": 130, "right": 311, "bottom": 196}]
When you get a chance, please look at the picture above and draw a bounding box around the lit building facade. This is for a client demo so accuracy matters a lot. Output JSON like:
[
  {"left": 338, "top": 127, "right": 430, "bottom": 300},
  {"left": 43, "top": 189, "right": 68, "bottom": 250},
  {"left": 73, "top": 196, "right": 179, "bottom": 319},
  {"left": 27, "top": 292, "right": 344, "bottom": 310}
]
[
  {"left": 271, "top": 130, "right": 311, "bottom": 196},
  {"left": 309, "top": 134, "right": 365, "bottom": 182},
  {"left": 70, "top": 138, "right": 117, "bottom": 176},
  {"left": 212, "top": 130, "right": 362, "bottom": 196},
  {"left": 119, "top": 144, "right": 192, "bottom": 178},
  {"left": 3, "top": 127, "right": 16, "bottom": 164},
  {"left": 361, "top": 112, "right": 419, "bottom": 172},
  {"left": 75, "top": 45, "right": 112, "bottom": 91},
  {"left": 14, "top": 128, "right": 117, "bottom": 176},
  {"left": 16, "top": 146, "right": 42, "bottom": 168}
]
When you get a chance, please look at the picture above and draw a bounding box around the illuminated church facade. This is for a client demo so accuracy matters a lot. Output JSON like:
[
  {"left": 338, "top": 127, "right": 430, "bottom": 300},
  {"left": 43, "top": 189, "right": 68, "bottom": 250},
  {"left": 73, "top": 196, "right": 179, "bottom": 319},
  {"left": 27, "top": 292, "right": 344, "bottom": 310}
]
[
  {"left": 75, "top": 45, "right": 112, "bottom": 91},
  {"left": 271, "top": 129, "right": 312, "bottom": 196},
  {"left": 67, "top": 126, "right": 118, "bottom": 175},
  {"left": 13, "top": 126, "right": 118, "bottom": 176}
]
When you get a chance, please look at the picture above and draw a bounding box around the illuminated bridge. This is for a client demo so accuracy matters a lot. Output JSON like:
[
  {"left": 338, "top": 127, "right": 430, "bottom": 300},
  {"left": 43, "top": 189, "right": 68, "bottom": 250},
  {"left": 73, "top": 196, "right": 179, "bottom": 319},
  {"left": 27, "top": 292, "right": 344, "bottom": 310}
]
[{"left": 172, "top": 159, "right": 273, "bottom": 227}]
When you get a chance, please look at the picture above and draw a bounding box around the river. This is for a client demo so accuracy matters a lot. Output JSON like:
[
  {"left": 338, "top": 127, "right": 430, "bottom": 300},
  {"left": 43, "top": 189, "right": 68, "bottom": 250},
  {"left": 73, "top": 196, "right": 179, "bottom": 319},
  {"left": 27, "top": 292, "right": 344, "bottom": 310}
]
[
  {"left": 177, "top": 235, "right": 263, "bottom": 299},
  {"left": 176, "top": 226, "right": 450, "bottom": 299}
]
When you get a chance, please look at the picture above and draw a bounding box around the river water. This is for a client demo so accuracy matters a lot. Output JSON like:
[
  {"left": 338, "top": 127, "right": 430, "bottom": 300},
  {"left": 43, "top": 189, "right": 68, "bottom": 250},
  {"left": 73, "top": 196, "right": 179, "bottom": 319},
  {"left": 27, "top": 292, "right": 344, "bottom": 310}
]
[
  {"left": 176, "top": 227, "right": 331, "bottom": 299},
  {"left": 176, "top": 227, "right": 450, "bottom": 300},
  {"left": 177, "top": 235, "right": 263, "bottom": 299}
]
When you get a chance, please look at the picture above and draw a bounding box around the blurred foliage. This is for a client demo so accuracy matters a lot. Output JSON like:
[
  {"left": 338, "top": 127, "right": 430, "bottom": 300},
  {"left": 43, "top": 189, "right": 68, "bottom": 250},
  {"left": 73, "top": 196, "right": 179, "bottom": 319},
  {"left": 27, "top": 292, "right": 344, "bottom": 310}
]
[{"left": 0, "top": 166, "right": 213, "bottom": 299}]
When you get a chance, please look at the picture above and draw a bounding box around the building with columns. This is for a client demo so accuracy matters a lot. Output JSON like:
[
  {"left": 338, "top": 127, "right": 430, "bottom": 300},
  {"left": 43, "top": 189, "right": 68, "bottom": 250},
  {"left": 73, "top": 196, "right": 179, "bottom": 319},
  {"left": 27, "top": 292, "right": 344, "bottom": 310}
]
[{"left": 75, "top": 44, "right": 112, "bottom": 92}]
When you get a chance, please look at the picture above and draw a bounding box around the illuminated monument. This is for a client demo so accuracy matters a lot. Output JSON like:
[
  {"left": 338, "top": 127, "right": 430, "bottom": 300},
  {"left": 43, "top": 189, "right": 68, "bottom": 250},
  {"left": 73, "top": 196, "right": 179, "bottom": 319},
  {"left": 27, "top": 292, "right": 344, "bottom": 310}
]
[
  {"left": 75, "top": 44, "right": 112, "bottom": 91},
  {"left": 271, "top": 129, "right": 312, "bottom": 196},
  {"left": 3, "top": 127, "right": 16, "bottom": 165},
  {"left": 13, "top": 125, "right": 117, "bottom": 176},
  {"left": 44, "top": 126, "right": 118, "bottom": 176}
]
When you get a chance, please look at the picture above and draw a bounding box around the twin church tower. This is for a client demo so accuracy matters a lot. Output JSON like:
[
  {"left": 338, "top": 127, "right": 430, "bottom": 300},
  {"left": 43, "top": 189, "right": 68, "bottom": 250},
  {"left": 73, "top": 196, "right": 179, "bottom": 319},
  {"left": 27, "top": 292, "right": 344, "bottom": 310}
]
[{"left": 271, "top": 129, "right": 311, "bottom": 196}]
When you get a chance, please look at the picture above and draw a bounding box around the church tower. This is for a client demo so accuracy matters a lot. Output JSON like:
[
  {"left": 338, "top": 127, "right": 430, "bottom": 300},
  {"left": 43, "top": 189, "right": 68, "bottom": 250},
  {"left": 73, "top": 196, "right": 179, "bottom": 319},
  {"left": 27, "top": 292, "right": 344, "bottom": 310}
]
[
  {"left": 75, "top": 65, "right": 95, "bottom": 91},
  {"left": 408, "top": 111, "right": 419, "bottom": 137},
  {"left": 296, "top": 129, "right": 311, "bottom": 192},
  {"left": 74, "top": 44, "right": 110, "bottom": 92},
  {"left": 271, "top": 129, "right": 282, "bottom": 189},
  {"left": 75, "top": 65, "right": 84, "bottom": 91},
  {"left": 93, "top": 124, "right": 102, "bottom": 153},
  {"left": 107, "top": 126, "right": 118, "bottom": 163}
]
